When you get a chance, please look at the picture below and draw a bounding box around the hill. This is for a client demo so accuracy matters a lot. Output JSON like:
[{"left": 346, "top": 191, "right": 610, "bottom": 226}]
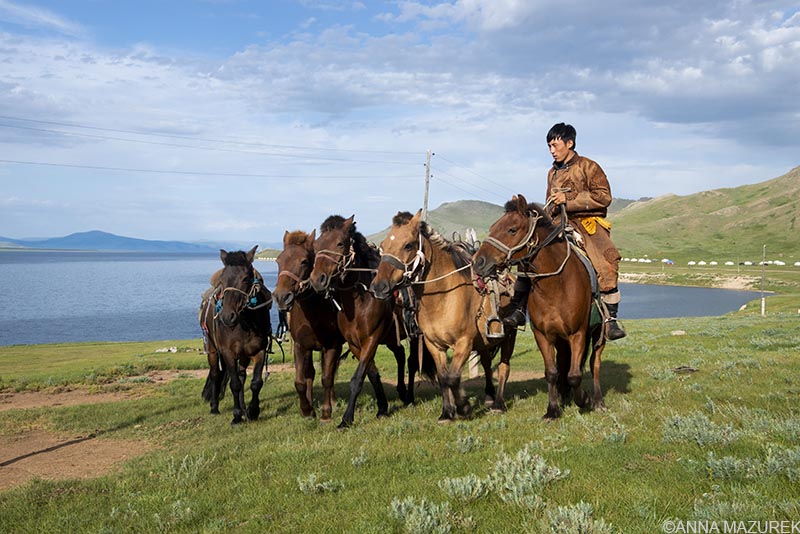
[
  {"left": 366, "top": 197, "right": 642, "bottom": 244},
  {"left": 0, "top": 231, "right": 216, "bottom": 253},
  {"left": 611, "top": 165, "right": 800, "bottom": 261}
]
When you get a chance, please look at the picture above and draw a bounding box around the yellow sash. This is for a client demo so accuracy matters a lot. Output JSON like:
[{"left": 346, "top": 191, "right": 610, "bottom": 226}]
[{"left": 580, "top": 216, "right": 612, "bottom": 235}]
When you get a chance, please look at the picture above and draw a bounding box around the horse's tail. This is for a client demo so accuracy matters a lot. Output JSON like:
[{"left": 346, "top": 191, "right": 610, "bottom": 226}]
[{"left": 201, "top": 363, "right": 229, "bottom": 402}]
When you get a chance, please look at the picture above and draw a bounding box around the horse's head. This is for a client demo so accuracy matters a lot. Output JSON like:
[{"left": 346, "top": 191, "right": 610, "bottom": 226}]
[
  {"left": 216, "top": 245, "right": 259, "bottom": 327},
  {"left": 473, "top": 194, "right": 540, "bottom": 278},
  {"left": 370, "top": 210, "right": 424, "bottom": 300},
  {"left": 310, "top": 215, "right": 356, "bottom": 293},
  {"left": 274, "top": 229, "right": 315, "bottom": 311}
]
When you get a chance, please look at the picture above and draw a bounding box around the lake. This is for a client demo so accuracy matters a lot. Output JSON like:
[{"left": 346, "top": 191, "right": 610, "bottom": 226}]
[{"left": 0, "top": 251, "right": 764, "bottom": 346}]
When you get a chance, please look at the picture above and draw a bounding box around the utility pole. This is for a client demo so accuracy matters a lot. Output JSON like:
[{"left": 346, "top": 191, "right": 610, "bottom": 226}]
[
  {"left": 761, "top": 244, "right": 766, "bottom": 316},
  {"left": 422, "top": 149, "right": 431, "bottom": 222}
]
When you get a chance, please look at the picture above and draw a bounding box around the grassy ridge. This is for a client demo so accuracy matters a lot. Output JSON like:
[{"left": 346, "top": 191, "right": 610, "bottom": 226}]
[{"left": 2, "top": 306, "right": 799, "bottom": 532}]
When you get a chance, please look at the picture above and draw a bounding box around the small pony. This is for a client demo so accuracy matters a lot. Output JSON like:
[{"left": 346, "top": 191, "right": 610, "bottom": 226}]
[{"left": 199, "top": 246, "right": 273, "bottom": 425}]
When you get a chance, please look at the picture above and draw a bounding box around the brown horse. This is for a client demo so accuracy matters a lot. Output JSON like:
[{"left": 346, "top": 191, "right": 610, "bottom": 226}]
[
  {"left": 308, "top": 215, "right": 429, "bottom": 428},
  {"left": 273, "top": 229, "right": 347, "bottom": 421},
  {"left": 199, "top": 246, "right": 272, "bottom": 425},
  {"left": 472, "top": 194, "right": 606, "bottom": 419},
  {"left": 370, "top": 210, "right": 518, "bottom": 422}
]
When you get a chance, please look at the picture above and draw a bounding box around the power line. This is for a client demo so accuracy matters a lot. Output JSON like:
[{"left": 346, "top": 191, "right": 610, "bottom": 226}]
[
  {"left": 0, "top": 123, "right": 420, "bottom": 166},
  {"left": 431, "top": 165, "right": 509, "bottom": 202},
  {"left": 435, "top": 153, "right": 519, "bottom": 196},
  {"left": 0, "top": 114, "right": 421, "bottom": 156},
  {"left": 0, "top": 159, "right": 417, "bottom": 180}
]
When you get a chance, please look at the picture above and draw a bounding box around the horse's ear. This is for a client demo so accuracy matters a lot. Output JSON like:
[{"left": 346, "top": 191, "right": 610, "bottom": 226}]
[
  {"left": 344, "top": 214, "right": 355, "bottom": 228},
  {"left": 246, "top": 245, "right": 258, "bottom": 263},
  {"left": 516, "top": 194, "right": 529, "bottom": 213},
  {"left": 220, "top": 249, "right": 227, "bottom": 264},
  {"left": 283, "top": 230, "right": 290, "bottom": 246},
  {"left": 411, "top": 209, "right": 422, "bottom": 224},
  {"left": 307, "top": 229, "right": 316, "bottom": 249}
]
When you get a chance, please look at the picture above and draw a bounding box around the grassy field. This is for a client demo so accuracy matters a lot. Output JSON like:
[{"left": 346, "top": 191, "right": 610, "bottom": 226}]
[{"left": 2, "top": 293, "right": 800, "bottom": 532}]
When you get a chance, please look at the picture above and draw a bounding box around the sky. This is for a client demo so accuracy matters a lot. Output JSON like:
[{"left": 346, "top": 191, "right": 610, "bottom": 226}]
[{"left": 1, "top": 0, "right": 798, "bottom": 245}]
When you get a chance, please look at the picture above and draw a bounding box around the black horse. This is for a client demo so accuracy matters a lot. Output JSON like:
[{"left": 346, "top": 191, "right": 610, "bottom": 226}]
[{"left": 199, "top": 246, "right": 273, "bottom": 425}]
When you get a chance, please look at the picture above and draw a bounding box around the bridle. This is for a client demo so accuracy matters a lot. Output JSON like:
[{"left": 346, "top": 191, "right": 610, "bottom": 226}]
[
  {"left": 314, "top": 246, "right": 357, "bottom": 283},
  {"left": 213, "top": 274, "right": 270, "bottom": 319},
  {"left": 378, "top": 231, "right": 426, "bottom": 286},
  {"left": 481, "top": 206, "right": 571, "bottom": 275}
]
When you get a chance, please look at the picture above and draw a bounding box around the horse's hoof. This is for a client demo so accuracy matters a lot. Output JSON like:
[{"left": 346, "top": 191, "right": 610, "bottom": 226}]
[
  {"left": 376, "top": 411, "right": 390, "bottom": 419},
  {"left": 319, "top": 416, "right": 333, "bottom": 424},
  {"left": 231, "top": 417, "right": 245, "bottom": 426},
  {"left": 543, "top": 407, "right": 562, "bottom": 420},
  {"left": 490, "top": 404, "right": 507, "bottom": 414},
  {"left": 484, "top": 396, "right": 495, "bottom": 407},
  {"left": 210, "top": 408, "right": 220, "bottom": 415},
  {"left": 337, "top": 420, "right": 352, "bottom": 431}
]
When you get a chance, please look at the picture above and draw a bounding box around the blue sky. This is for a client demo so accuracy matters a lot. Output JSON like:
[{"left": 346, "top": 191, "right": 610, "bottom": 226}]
[{"left": 1, "top": 0, "right": 798, "bottom": 244}]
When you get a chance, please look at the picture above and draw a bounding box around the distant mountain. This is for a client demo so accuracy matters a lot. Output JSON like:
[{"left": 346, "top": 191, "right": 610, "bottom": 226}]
[
  {"left": 612, "top": 165, "right": 800, "bottom": 260},
  {"left": 367, "top": 199, "right": 505, "bottom": 243},
  {"left": 0, "top": 230, "right": 216, "bottom": 253},
  {"left": 366, "top": 197, "right": 639, "bottom": 244}
]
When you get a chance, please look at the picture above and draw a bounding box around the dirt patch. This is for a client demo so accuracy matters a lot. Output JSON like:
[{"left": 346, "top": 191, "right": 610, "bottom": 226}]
[
  {"left": 0, "top": 364, "right": 296, "bottom": 492},
  {"left": 0, "top": 430, "right": 152, "bottom": 491}
]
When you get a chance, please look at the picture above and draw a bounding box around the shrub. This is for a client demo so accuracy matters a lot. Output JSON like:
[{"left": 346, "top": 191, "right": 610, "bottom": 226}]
[
  {"left": 662, "top": 412, "right": 738, "bottom": 446},
  {"left": 546, "top": 501, "right": 617, "bottom": 534},
  {"left": 388, "top": 497, "right": 473, "bottom": 534},
  {"left": 296, "top": 473, "right": 344, "bottom": 494}
]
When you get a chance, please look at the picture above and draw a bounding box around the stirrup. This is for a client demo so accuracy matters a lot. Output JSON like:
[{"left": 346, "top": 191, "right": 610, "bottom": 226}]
[{"left": 485, "top": 315, "right": 505, "bottom": 338}]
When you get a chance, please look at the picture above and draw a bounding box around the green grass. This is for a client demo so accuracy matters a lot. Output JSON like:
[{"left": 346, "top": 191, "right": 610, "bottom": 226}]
[
  {"left": 0, "top": 340, "right": 206, "bottom": 391},
  {"left": 2, "top": 307, "right": 800, "bottom": 533}
]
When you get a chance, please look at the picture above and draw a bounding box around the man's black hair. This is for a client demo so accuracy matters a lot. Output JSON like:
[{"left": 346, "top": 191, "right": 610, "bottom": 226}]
[{"left": 546, "top": 123, "right": 576, "bottom": 148}]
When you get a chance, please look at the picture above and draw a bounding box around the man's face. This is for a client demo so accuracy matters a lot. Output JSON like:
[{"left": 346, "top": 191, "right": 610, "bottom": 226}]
[{"left": 548, "top": 137, "right": 573, "bottom": 163}]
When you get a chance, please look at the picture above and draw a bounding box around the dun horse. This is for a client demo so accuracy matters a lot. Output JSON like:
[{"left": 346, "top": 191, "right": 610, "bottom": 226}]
[
  {"left": 199, "top": 246, "right": 273, "bottom": 425},
  {"left": 472, "top": 195, "right": 606, "bottom": 419},
  {"left": 309, "top": 215, "right": 431, "bottom": 428},
  {"left": 273, "top": 229, "right": 347, "bottom": 421},
  {"left": 370, "top": 211, "right": 518, "bottom": 422}
]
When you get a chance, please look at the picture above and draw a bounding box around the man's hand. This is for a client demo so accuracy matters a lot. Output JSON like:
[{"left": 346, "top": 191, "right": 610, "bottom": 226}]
[{"left": 547, "top": 191, "right": 567, "bottom": 205}]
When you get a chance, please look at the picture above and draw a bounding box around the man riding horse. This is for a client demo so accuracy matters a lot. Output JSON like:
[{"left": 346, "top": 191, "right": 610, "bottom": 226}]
[{"left": 504, "top": 123, "right": 627, "bottom": 340}]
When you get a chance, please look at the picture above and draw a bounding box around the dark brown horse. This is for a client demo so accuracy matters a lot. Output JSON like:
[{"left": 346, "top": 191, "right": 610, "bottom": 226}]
[
  {"left": 472, "top": 195, "right": 606, "bottom": 419},
  {"left": 308, "top": 215, "right": 428, "bottom": 428},
  {"left": 370, "top": 210, "right": 518, "bottom": 422},
  {"left": 199, "top": 246, "right": 272, "bottom": 425},
  {"left": 273, "top": 229, "right": 347, "bottom": 421}
]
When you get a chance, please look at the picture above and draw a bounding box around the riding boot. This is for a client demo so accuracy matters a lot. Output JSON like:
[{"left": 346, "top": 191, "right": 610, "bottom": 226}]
[
  {"left": 605, "top": 302, "right": 627, "bottom": 340},
  {"left": 502, "top": 276, "right": 531, "bottom": 328}
]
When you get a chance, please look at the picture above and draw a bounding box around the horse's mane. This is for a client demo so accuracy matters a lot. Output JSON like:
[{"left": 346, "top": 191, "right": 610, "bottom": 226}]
[
  {"left": 502, "top": 200, "right": 557, "bottom": 230},
  {"left": 321, "top": 215, "right": 379, "bottom": 269},
  {"left": 392, "top": 211, "right": 472, "bottom": 275},
  {"left": 285, "top": 230, "right": 312, "bottom": 247},
  {"left": 223, "top": 250, "right": 252, "bottom": 267}
]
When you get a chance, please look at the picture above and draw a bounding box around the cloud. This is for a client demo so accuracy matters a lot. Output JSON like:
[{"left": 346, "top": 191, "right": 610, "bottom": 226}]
[{"left": 0, "top": 0, "right": 84, "bottom": 36}]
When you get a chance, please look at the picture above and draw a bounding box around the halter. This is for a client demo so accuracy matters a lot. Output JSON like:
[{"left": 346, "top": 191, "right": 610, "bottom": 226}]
[
  {"left": 379, "top": 231, "right": 426, "bottom": 284},
  {"left": 314, "top": 247, "right": 356, "bottom": 283},
  {"left": 482, "top": 211, "right": 542, "bottom": 263},
  {"left": 277, "top": 269, "right": 311, "bottom": 295},
  {"left": 482, "top": 207, "right": 569, "bottom": 273},
  {"left": 213, "top": 277, "right": 270, "bottom": 319}
]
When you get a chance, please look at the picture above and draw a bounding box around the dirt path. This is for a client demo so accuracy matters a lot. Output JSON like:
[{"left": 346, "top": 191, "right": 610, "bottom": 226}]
[{"left": 0, "top": 363, "right": 540, "bottom": 492}]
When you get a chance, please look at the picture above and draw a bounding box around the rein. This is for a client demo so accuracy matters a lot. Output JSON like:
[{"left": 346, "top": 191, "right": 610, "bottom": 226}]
[
  {"left": 213, "top": 278, "right": 271, "bottom": 319},
  {"left": 379, "top": 231, "right": 471, "bottom": 289},
  {"left": 482, "top": 206, "right": 573, "bottom": 280}
]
